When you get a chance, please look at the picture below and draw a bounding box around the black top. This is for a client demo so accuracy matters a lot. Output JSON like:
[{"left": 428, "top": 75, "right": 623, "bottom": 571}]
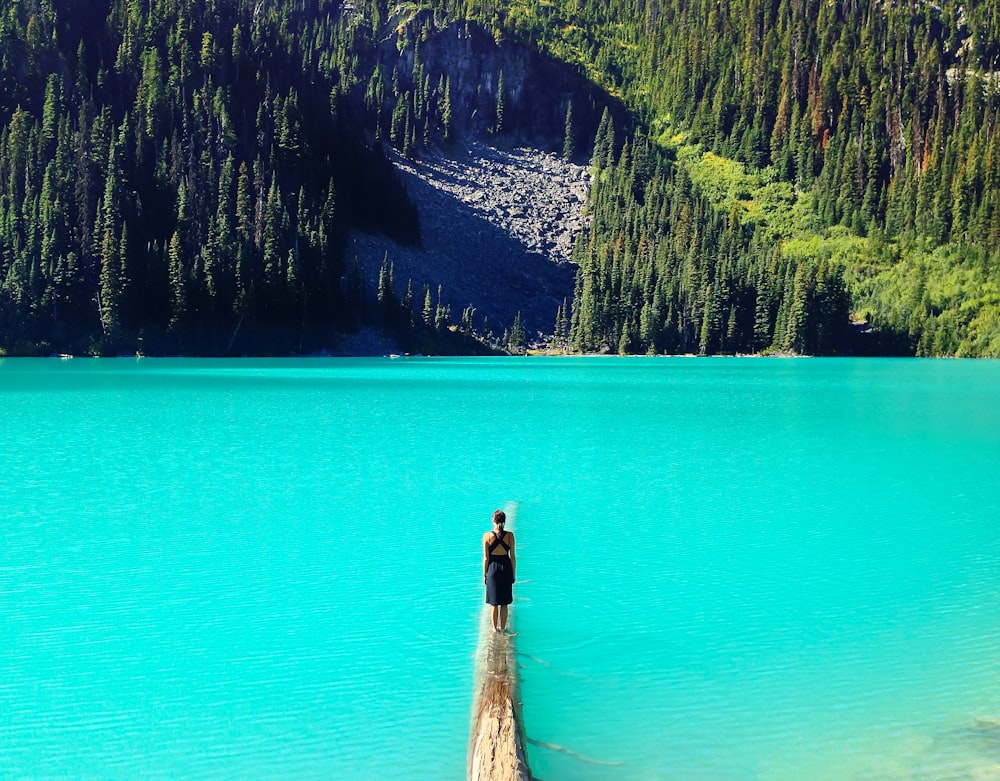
[{"left": 488, "top": 530, "right": 510, "bottom": 555}]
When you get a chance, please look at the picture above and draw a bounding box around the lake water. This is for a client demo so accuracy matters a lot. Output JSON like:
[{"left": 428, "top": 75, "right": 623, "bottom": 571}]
[{"left": 2, "top": 357, "right": 1000, "bottom": 779}]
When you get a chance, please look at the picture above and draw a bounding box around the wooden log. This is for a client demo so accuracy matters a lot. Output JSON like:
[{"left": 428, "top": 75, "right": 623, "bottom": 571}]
[{"left": 468, "top": 611, "right": 531, "bottom": 781}]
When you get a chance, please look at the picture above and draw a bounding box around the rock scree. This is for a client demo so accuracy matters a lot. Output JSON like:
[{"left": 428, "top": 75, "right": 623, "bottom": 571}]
[{"left": 347, "top": 141, "right": 591, "bottom": 342}]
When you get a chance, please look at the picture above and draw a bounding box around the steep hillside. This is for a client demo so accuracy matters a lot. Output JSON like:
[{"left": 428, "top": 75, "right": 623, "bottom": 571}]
[
  {"left": 2, "top": 0, "right": 999, "bottom": 356},
  {"left": 348, "top": 141, "right": 588, "bottom": 347},
  {"left": 426, "top": 0, "right": 1000, "bottom": 356},
  {"left": 0, "top": 0, "right": 617, "bottom": 356}
]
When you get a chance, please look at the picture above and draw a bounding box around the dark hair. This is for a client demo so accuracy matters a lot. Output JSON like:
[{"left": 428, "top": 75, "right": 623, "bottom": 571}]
[{"left": 492, "top": 509, "right": 506, "bottom": 526}]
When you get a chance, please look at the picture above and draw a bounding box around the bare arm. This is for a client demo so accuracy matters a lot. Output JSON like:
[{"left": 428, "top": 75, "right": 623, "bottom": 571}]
[
  {"left": 508, "top": 533, "right": 516, "bottom": 582},
  {"left": 483, "top": 534, "right": 490, "bottom": 582}
]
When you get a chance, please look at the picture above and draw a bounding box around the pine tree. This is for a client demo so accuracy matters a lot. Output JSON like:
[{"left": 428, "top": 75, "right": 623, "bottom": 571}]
[
  {"left": 563, "top": 99, "right": 575, "bottom": 162},
  {"left": 441, "top": 75, "right": 453, "bottom": 143},
  {"left": 494, "top": 70, "right": 505, "bottom": 135},
  {"left": 784, "top": 263, "right": 811, "bottom": 354},
  {"left": 591, "top": 108, "right": 612, "bottom": 169},
  {"left": 168, "top": 231, "right": 187, "bottom": 333},
  {"left": 97, "top": 130, "right": 127, "bottom": 344},
  {"left": 508, "top": 310, "right": 526, "bottom": 353},
  {"left": 422, "top": 284, "right": 433, "bottom": 326}
]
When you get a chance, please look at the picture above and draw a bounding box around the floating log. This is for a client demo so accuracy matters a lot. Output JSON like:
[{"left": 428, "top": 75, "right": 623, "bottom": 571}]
[{"left": 468, "top": 610, "right": 531, "bottom": 781}]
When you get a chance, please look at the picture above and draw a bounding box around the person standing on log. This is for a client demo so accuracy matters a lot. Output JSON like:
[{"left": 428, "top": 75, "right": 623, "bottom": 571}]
[{"left": 483, "top": 509, "right": 516, "bottom": 632}]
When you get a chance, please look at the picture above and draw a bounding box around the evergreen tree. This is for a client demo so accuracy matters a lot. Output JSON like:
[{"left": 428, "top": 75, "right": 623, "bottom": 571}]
[
  {"left": 494, "top": 70, "right": 505, "bottom": 135},
  {"left": 441, "top": 75, "right": 453, "bottom": 143},
  {"left": 508, "top": 310, "right": 526, "bottom": 353},
  {"left": 563, "top": 99, "right": 575, "bottom": 162}
]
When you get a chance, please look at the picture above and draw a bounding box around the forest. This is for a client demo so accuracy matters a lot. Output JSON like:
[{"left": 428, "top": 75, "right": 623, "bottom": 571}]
[{"left": 1, "top": 0, "right": 999, "bottom": 356}]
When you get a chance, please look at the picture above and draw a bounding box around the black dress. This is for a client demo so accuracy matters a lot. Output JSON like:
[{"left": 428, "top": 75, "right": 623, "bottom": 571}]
[{"left": 485, "top": 531, "right": 513, "bottom": 606}]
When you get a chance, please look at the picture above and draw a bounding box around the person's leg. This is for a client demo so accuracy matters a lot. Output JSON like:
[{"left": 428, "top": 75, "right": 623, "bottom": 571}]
[
  {"left": 491, "top": 605, "right": 500, "bottom": 631},
  {"left": 499, "top": 604, "right": 508, "bottom": 631}
]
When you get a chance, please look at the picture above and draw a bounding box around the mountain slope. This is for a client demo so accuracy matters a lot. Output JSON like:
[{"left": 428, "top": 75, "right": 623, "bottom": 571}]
[
  {"left": 348, "top": 141, "right": 588, "bottom": 347},
  {"left": 0, "top": 0, "right": 618, "bottom": 355},
  {"left": 427, "top": 0, "right": 1000, "bottom": 356},
  {"left": 2, "top": 0, "right": 999, "bottom": 356}
]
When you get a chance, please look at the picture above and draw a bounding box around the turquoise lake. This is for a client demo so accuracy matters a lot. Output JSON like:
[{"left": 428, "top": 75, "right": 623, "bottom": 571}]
[{"left": 2, "top": 357, "right": 1000, "bottom": 779}]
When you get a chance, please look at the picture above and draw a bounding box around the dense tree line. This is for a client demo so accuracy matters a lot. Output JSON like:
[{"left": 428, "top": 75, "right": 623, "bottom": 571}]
[
  {"left": 2, "top": 0, "right": 999, "bottom": 355},
  {"left": 0, "top": 0, "right": 466, "bottom": 355},
  {"left": 436, "top": 0, "right": 1000, "bottom": 249},
  {"left": 565, "top": 116, "right": 851, "bottom": 354},
  {"left": 0, "top": 0, "right": 618, "bottom": 355},
  {"left": 428, "top": 0, "right": 1000, "bottom": 355}
]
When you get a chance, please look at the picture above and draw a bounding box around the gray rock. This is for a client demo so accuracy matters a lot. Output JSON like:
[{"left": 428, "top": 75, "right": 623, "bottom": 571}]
[{"left": 348, "top": 141, "right": 591, "bottom": 338}]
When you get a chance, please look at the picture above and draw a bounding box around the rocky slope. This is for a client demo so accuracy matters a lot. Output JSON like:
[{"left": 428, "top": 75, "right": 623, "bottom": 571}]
[{"left": 346, "top": 141, "right": 591, "bottom": 344}]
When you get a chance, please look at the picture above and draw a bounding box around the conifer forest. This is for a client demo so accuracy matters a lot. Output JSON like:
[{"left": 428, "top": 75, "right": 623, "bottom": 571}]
[{"left": 1, "top": 0, "right": 999, "bottom": 356}]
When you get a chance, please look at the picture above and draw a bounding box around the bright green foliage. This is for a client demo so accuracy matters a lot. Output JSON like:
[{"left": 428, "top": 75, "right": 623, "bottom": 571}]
[
  {"left": 422, "top": 0, "right": 1000, "bottom": 355},
  {"left": 568, "top": 130, "right": 852, "bottom": 354}
]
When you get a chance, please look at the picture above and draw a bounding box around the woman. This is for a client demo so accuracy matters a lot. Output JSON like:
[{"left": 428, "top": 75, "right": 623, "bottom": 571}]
[{"left": 483, "top": 509, "right": 516, "bottom": 632}]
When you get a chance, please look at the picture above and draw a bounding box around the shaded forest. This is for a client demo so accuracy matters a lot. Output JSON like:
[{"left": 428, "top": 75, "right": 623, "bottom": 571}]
[
  {"left": 0, "top": 0, "right": 588, "bottom": 355},
  {"left": 1, "top": 0, "right": 999, "bottom": 355},
  {"left": 0, "top": 0, "right": 413, "bottom": 354}
]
